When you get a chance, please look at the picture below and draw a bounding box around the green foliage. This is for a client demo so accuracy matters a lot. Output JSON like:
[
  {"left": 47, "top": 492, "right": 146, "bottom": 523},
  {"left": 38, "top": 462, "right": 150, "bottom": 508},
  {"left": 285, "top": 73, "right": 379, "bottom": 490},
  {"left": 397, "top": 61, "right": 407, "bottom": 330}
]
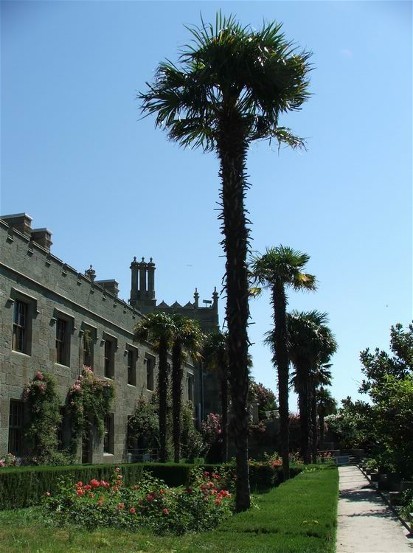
[
  {"left": 180, "top": 402, "right": 205, "bottom": 461},
  {"left": 326, "top": 397, "right": 374, "bottom": 450},
  {"left": 23, "top": 371, "right": 63, "bottom": 464},
  {"left": 43, "top": 466, "right": 233, "bottom": 535},
  {"left": 331, "top": 322, "right": 413, "bottom": 479},
  {"left": 66, "top": 367, "right": 115, "bottom": 452},
  {"left": 249, "top": 381, "right": 277, "bottom": 420},
  {"left": 127, "top": 395, "right": 159, "bottom": 450},
  {"left": 0, "top": 466, "right": 336, "bottom": 552}
]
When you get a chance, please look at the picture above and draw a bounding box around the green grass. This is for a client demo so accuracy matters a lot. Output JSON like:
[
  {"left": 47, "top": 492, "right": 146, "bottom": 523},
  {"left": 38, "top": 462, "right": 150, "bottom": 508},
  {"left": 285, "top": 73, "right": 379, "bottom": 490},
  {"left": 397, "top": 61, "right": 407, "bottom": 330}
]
[{"left": 0, "top": 465, "right": 338, "bottom": 553}]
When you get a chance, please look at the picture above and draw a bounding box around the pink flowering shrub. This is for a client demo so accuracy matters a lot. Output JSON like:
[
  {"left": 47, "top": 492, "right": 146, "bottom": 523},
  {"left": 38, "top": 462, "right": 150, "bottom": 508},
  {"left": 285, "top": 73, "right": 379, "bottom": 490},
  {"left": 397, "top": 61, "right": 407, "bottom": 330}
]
[
  {"left": 43, "top": 466, "right": 233, "bottom": 535},
  {"left": 24, "top": 371, "right": 63, "bottom": 464},
  {"left": 66, "top": 366, "right": 114, "bottom": 454},
  {"left": 0, "top": 453, "right": 17, "bottom": 468}
]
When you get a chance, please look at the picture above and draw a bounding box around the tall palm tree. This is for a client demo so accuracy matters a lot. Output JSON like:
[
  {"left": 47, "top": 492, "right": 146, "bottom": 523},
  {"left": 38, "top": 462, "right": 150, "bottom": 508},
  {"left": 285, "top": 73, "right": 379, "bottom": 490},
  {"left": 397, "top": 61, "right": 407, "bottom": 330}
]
[
  {"left": 251, "top": 246, "right": 316, "bottom": 479},
  {"left": 316, "top": 386, "right": 337, "bottom": 450},
  {"left": 287, "top": 310, "right": 337, "bottom": 463},
  {"left": 134, "top": 312, "right": 176, "bottom": 462},
  {"left": 310, "top": 362, "right": 333, "bottom": 459},
  {"left": 139, "top": 13, "right": 312, "bottom": 511},
  {"left": 170, "top": 314, "right": 204, "bottom": 463},
  {"left": 203, "top": 330, "right": 230, "bottom": 462}
]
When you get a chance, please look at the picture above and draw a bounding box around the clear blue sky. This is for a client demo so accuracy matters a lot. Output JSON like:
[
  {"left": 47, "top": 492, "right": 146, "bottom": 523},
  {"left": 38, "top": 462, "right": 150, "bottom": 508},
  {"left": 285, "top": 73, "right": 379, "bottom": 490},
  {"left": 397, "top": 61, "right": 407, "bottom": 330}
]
[{"left": 1, "top": 1, "right": 412, "bottom": 408}]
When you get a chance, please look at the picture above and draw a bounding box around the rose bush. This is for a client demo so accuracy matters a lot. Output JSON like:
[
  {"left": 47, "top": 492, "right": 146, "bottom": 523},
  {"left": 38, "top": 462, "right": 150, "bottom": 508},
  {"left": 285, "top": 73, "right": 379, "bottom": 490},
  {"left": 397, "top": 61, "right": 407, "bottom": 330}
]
[{"left": 43, "top": 466, "right": 233, "bottom": 535}]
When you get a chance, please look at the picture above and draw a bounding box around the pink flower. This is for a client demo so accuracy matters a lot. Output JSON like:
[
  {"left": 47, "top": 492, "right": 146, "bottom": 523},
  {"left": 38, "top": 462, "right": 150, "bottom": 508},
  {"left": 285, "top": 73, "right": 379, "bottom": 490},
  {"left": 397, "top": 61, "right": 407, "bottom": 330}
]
[
  {"left": 117, "top": 502, "right": 125, "bottom": 510},
  {"left": 162, "top": 508, "right": 169, "bottom": 516},
  {"left": 129, "top": 507, "right": 136, "bottom": 514},
  {"left": 35, "top": 371, "right": 44, "bottom": 381}
]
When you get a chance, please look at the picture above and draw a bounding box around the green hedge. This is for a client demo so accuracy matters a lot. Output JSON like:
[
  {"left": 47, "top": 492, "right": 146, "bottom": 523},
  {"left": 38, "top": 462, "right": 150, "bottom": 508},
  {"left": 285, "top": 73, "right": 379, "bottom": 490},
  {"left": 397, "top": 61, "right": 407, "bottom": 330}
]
[{"left": 0, "top": 461, "right": 303, "bottom": 510}]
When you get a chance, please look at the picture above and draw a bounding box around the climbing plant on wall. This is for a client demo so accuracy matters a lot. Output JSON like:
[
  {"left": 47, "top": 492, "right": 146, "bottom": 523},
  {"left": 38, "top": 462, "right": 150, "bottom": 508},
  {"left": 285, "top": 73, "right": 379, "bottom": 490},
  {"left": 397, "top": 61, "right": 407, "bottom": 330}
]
[
  {"left": 66, "top": 366, "right": 115, "bottom": 454},
  {"left": 24, "top": 371, "right": 62, "bottom": 464}
]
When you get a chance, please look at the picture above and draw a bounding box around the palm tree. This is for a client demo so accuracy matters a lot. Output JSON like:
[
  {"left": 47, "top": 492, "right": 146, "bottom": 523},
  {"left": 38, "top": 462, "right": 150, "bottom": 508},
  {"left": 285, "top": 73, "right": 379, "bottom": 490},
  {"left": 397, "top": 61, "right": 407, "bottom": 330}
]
[
  {"left": 287, "top": 310, "right": 337, "bottom": 463},
  {"left": 134, "top": 312, "right": 176, "bottom": 462},
  {"left": 138, "top": 13, "right": 312, "bottom": 511},
  {"left": 310, "top": 362, "right": 333, "bottom": 459},
  {"left": 316, "top": 386, "right": 337, "bottom": 450},
  {"left": 170, "top": 315, "right": 204, "bottom": 463},
  {"left": 203, "top": 330, "right": 230, "bottom": 462},
  {"left": 251, "top": 246, "right": 316, "bottom": 479}
]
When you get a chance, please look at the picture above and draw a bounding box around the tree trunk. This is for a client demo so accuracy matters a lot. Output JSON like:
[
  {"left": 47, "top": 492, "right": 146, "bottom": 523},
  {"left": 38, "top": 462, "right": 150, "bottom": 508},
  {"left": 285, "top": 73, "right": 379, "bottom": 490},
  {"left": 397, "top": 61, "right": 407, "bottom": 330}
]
[
  {"left": 218, "top": 111, "right": 250, "bottom": 512},
  {"left": 221, "top": 369, "right": 229, "bottom": 462},
  {"left": 310, "top": 379, "right": 318, "bottom": 463},
  {"left": 297, "top": 360, "right": 311, "bottom": 464},
  {"left": 172, "top": 341, "right": 183, "bottom": 463},
  {"left": 158, "top": 337, "right": 169, "bottom": 462},
  {"left": 273, "top": 284, "right": 290, "bottom": 480}
]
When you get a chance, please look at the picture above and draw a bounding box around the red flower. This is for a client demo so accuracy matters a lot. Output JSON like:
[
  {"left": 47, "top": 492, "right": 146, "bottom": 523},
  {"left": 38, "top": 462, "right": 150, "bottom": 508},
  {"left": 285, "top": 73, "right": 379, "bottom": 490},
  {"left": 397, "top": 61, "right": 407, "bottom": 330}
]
[
  {"left": 162, "top": 508, "right": 169, "bottom": 516},
  {"left": 129, "top": 507, "right": 136, "bottom": 514}
]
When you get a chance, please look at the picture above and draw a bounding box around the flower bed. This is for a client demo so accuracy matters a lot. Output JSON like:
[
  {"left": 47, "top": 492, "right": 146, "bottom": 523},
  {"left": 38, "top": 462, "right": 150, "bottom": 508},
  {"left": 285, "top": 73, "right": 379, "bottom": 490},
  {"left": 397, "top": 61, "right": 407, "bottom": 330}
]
[{"left": 43, "top": 466, "right": 233, "bottom": 535}]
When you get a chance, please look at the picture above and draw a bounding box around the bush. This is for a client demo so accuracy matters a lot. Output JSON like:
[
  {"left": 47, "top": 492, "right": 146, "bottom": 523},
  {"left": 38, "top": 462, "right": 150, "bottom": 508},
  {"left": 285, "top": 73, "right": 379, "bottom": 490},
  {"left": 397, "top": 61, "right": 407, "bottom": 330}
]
[{"left": 43, "top": 466, "right": 233, "bottom": 535}]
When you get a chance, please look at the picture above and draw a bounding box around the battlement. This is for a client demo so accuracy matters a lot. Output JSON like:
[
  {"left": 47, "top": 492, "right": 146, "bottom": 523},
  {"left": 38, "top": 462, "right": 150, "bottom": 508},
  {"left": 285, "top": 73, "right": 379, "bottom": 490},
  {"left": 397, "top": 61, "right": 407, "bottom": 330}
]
[{"left": 1, "top": 213, "right": 53, "bottom": 252}]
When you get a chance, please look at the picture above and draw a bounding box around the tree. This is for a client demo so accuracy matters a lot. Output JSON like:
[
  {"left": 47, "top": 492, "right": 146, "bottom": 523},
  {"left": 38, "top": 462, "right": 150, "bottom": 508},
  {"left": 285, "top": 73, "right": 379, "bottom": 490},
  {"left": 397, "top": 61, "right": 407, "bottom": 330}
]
[
  {"left": 251, "top": 245, "right": 316, "bottom": 478},
  {"left": 170, "top": 314, "right": 204, "bottom": 463},
  {"left": 134, "top": 312, "right": 176, "bottom": 462},
  {"left": 203, "top": 330, "right": 230, "bottom": 461},
  {"left": 316, "top": 386, "right": 337, "bottom": 449},
  {"left": 249, "top": 380, "right": 278, "bottom": 421},
  {"left": 139, "top": 13, "right": 312, "bottom": 511},
  {"left": 287, "top": 310, "right": 337, "bottom": 463},
  {"left": 358, "top": 322, "right": 413, "bottom": 476}
]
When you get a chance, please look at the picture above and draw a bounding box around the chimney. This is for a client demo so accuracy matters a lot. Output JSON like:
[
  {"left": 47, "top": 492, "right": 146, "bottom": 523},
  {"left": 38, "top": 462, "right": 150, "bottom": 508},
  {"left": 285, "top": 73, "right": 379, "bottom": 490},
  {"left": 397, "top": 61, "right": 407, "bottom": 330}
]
[
  {"left": 1, "top": 213, "right": 32, "bottom": 236},
  {"left": 31, "top": 228, "right": 53, "bottom": 252},
  {"left": 95, "top": 279, "right": 119, "bottom": 298}
]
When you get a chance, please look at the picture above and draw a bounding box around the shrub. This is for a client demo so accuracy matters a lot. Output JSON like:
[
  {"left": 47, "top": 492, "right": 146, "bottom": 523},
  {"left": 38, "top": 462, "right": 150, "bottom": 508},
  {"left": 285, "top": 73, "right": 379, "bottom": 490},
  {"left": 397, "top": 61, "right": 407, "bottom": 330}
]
[
  {"left": 43, "top": 466, "right": 233, "bottom": 535},
  {"left": 23, "top": 371, "right": 63, "bottom": 464}
]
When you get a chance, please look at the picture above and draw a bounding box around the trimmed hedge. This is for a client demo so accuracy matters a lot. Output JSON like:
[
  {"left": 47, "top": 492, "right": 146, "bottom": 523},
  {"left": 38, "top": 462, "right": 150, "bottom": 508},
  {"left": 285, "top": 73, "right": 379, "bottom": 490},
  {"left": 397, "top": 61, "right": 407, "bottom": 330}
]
[{"left": 0, "top": 461, "right": 303, "bottom": 510}]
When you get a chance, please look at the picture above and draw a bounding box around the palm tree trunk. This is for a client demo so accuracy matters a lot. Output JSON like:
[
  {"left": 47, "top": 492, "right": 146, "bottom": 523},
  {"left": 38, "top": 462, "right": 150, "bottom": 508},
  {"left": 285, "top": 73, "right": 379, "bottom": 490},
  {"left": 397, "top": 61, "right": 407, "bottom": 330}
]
[
  {"left": 172, "top": 341, "right": 183, "bottom": 463},
  {"left": 273, "top": 285, "right": 290, "bottom": 480},
  {"left": 220, "top": 370, "right": 229, "bottom": 462},
  {"left": 310, "top": 380, "right": 318, "bottom": 463},
  {"left": 158, "top": 337, "right": 169, "bottom": 462},
  {"left": 297, "top": 361, "right": 311, "bottom": 464},
  {"left": 218, "top": 111, "right": 250, "bottom": 512}
]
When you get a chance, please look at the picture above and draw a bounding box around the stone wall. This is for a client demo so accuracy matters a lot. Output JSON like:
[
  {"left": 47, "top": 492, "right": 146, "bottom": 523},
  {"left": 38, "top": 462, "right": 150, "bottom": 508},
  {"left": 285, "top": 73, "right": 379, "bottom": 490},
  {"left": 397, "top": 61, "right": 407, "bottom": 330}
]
[{"left": 0, "top": 216, "right": 196, "bottom": 463}]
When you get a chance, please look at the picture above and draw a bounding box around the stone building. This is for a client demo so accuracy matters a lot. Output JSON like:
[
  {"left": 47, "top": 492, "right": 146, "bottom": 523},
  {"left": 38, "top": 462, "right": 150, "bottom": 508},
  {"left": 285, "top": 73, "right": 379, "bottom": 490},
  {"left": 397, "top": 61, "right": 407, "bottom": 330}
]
[{"left": 0, "top": 213, "right": 220, "bottom": 464}]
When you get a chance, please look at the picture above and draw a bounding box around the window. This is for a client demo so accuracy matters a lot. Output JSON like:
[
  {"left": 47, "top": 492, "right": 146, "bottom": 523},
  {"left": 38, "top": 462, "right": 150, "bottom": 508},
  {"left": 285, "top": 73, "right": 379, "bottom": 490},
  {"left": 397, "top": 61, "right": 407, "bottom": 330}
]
[
  {"left": 127, "top": 347, "right": 137, "bottom": 386},
  {"left": 82, "top": 328, "right": 94, "bottom": 367},
  {"left": 56, "top": 317, "right": 70, "bottom": 365},
  {"left": 145, "top": 355, "right": 155, "bottom": 391},
  {"left": 103, "top": 414, "right": 114, "bottom": 454},
  {"left": 12, "top": 300, "right": 28, "bottom": 353},
  {"left": 10, "top": 289, "right": 37, "bottom": 355},
  {"left": 104, "top": 339, "right": 115, "bottom": 378},
  {"left": 187, "top": 374, "right": 194, "bottom": 403},
  {"left": 8, "top": 400, "right": 24, "bottom": 456}
]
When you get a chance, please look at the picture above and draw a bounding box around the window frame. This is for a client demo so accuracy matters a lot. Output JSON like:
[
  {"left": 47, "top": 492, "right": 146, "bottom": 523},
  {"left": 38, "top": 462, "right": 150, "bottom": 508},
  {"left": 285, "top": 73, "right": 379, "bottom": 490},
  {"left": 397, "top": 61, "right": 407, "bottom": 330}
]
[
  {"left": 53, "top": 309, "right": 74, "bottom": 367},
  {"left": 81, "top": 323, "right": 97, "bottom": 368},
  {"left": 103, "top": 413, "right": 114, "bottom": 455},
  {"left": 126, "top": 345, "right": 138, "bottom": 386},
  {"left": 8, "top": 399, "right": 24, "bottom": 456},
  {"left": 103, "top": 332, "right": 117, "bottom": 379},
  {"left": 9, "top": 289, "right": 37, "bottom": 356},
  {"left": 145, "top": 354, "right": 155, "bottom": 391}
]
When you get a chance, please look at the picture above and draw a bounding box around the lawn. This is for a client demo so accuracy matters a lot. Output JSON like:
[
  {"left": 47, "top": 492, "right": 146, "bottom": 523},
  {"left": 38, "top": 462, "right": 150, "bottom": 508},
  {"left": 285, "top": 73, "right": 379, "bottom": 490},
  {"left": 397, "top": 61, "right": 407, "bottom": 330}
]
[{"left": 0, "top": 465, "right": 338, "bottom": 553}]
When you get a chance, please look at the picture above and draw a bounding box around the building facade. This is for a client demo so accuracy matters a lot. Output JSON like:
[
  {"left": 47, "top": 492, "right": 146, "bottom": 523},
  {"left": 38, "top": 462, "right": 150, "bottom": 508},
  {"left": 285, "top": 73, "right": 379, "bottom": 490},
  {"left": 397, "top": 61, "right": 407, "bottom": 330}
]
[{"left": 0, "top": 213, "right": 220, "bottom": 464}]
